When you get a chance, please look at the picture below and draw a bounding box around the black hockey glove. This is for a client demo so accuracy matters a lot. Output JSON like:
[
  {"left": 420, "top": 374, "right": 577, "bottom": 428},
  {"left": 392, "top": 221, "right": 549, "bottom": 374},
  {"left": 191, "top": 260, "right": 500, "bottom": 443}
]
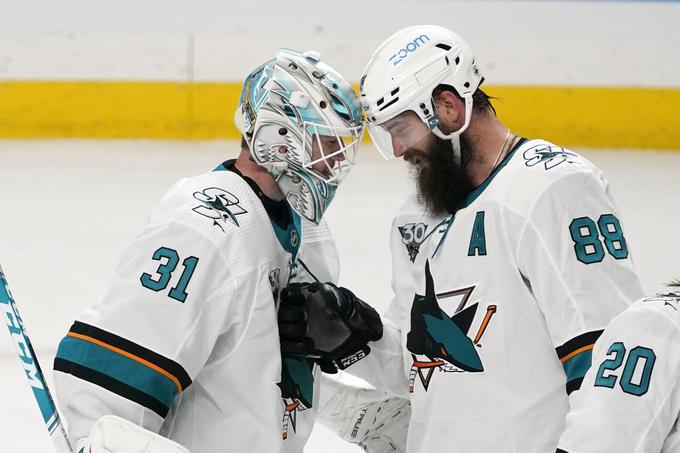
[{"left": 278, "top": 282, "right": 383, "bottom": 374}]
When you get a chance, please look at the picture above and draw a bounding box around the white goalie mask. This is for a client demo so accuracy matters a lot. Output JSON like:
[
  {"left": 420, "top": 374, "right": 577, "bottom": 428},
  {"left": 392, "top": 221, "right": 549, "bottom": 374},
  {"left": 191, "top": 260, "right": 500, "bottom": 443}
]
[
  {"left": 235, "top": 48, "right": 364, "bottom": 224},
  {"left": 360, "top": 25, "right": 483, "bottom": 162}
]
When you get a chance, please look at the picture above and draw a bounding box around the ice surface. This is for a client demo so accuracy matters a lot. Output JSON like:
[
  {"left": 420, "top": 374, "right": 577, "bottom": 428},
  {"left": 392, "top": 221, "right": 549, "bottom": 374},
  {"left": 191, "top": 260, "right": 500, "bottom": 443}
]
[{"left": 0, "top": 140, "right": 678, "bottom": 451}]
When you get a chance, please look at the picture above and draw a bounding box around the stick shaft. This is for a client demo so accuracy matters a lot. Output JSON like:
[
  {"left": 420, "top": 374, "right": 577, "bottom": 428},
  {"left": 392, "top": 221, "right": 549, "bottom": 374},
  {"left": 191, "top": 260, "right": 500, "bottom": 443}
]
[
  {"left": 474, "top": 304, "right": 497, "bottom": 344},
  {"left": 0, "top": 265, "right": 73, "bottom": 453}
]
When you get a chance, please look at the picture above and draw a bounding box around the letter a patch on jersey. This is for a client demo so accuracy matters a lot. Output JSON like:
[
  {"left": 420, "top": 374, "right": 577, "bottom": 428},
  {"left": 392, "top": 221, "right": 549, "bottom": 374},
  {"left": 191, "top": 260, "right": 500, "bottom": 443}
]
[
  {"left": 467, "top": 211, "right": 487, "bottom": 256},
  {"left": 406, "top": 261, "right": 497, "bottom": 392}
]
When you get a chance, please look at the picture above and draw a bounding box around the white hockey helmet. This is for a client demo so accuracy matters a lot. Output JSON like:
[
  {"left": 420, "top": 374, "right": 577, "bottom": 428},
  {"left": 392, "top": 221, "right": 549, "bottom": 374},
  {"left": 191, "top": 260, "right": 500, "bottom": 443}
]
[
  {"left": 235, "top": 48, "right": 363, "bottom": 224},
  {"left": 360, "top": 25, "right": 483, "bottom": 160}
]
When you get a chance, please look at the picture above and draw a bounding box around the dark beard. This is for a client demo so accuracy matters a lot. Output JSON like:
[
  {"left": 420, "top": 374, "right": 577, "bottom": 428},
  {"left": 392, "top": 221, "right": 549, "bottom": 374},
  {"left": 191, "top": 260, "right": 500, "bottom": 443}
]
[{"left": 404, "top": 134, "right": 473, "bottom": 217}]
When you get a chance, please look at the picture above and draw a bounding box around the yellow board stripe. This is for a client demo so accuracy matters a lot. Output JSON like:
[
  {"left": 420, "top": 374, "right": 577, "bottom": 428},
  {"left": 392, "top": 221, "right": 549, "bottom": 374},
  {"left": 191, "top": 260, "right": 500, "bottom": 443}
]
[
  {"left": 0, "top": 81, "right": 678, "bottom": 149},
  {"left": 488, "top": 85, "right": 680, "bottom": 150}
]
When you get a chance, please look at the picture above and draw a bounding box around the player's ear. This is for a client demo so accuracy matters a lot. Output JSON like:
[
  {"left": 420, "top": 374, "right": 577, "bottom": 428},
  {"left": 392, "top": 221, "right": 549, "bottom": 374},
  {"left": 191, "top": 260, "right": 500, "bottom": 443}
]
[{"left": 433, "top": 89, "right": 465, "bottom": 132}]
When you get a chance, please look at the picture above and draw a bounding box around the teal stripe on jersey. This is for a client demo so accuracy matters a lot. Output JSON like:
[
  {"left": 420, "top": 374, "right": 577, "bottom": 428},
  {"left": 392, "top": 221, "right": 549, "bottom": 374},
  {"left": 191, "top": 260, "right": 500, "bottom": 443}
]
[
  {"left": 56, "top": 335, "right": 179, "bottom": 408},
  {"left": 562, "top": 348, "right": 593, "bottom": 384}
]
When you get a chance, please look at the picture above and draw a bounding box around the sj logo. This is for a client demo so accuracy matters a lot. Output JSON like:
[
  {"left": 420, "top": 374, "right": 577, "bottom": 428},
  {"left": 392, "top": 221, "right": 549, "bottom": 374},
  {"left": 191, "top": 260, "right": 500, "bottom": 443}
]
[
  {"left": 192, "top": 187, "right": 247, "bottom": 231},
  {"left": 406, "top": 261, "right": 497, "bottom": 392},
  {"left": 523, "top": 144, "right": 580, "bottom": 171}
]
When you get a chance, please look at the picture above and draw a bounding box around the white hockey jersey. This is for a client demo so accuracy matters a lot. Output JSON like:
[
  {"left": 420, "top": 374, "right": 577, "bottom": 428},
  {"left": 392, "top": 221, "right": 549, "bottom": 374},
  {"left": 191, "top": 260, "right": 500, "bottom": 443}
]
[
  {"left": 349, "top": 139, "right": 645, "bottom": 452},
  {"left": 53, "top": 161, "right": 339, "bottom": 453},
  {"left": 558, "top": 290, "right": 680, "bottom": 453}
]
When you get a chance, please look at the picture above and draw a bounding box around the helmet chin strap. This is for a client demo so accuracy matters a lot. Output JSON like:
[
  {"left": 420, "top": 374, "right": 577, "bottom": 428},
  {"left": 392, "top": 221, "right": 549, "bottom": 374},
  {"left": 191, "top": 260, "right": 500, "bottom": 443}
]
[
  {"left": 449, "top": 134, "right": 463, "bottom": 167},
  {"left": 430, "top": 95, "right": 473, "bottom": 167}
]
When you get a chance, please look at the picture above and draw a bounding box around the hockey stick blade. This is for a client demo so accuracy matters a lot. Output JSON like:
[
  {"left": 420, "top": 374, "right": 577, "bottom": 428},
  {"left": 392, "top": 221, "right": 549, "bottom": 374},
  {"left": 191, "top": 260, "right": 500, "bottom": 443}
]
[{"left": 0, "top": 265, "right": 73, "bottom": 453}]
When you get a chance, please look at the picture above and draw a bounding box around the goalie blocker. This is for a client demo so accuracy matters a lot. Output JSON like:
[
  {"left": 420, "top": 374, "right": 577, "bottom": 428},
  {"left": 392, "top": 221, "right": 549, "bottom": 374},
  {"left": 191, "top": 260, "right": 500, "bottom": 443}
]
[{"left": 278, "top": 282, "right": 383, "bottom": 373}]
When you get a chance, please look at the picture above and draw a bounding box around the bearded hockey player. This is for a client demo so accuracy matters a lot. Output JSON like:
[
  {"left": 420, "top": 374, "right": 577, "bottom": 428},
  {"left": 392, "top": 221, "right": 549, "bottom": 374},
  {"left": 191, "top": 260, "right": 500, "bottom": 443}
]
[
  {"left": 51, "top": 48, "right": 387, "bottom": 453},
  {"left": 279, "top": 25, "right": 645, "bottom": 452},
  {"left": 558, "top": 283, "right": 680, "bottom": 452}
]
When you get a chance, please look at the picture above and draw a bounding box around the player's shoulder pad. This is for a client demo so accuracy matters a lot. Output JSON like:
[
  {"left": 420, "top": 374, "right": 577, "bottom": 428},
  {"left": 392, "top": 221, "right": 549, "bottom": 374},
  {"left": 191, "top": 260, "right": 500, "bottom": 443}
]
[{"left": 148, "top": 169, "right": 271, "bottom": 243}]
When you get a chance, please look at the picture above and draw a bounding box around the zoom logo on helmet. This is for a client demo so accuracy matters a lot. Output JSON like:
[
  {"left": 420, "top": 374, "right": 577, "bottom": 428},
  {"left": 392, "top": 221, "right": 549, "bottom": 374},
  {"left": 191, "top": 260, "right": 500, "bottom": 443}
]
[{"left": 389, "top": 34, "right": 431, "bottom": 66}]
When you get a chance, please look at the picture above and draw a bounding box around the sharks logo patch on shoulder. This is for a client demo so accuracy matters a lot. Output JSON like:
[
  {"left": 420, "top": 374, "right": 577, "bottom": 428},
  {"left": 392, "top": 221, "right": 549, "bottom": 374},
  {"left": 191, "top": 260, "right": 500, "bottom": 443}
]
[
  {"left": 406, "top": 261, "right": 497, "bottom": 392},
  {"left": 643, "top": 291, "right": 680, "bottom": 311},
  {"left": 523, "top": 143, "right": 580, "bottom": 171},
  {"left": 192, "top": 187, "right": 247, "bottom": 231}
]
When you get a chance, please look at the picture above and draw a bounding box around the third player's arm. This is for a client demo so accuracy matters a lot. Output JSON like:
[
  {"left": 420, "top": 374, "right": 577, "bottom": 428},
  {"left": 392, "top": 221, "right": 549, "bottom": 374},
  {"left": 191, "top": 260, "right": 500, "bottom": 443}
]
[{"left": 557, "top": 300, "right": 680, "bottom": 452}]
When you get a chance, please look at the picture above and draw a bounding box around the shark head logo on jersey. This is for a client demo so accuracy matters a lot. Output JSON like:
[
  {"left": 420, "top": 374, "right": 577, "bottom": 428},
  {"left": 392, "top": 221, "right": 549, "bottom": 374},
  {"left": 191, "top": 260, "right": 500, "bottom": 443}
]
[
  {"left": 406, "top": 261, "right": 497, "bottom": 392},
  {"left": 192, "top": 187, "right": 248, "bottom": 231},
  {"left": 523, "top": 143, "right": 580, "bottom": 170},
  {"left": 398, "top": 222, "right": 429, "bottom": 262}
]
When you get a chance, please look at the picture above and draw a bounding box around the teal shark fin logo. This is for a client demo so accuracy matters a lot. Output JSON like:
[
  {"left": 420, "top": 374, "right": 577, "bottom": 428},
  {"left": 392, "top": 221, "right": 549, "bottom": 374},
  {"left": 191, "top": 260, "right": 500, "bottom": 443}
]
[{"left": 407, "top": 261, "right": 496, "bottom": 392}]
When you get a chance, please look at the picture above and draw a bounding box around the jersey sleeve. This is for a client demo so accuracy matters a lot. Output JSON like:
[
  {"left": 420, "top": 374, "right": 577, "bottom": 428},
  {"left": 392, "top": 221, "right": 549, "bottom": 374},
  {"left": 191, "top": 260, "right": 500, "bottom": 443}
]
[
  {"left": 345, "top": 222, "right": 412, "bottom": 399},
  {"left": 515, "top": 169, "right": 644, "bottom": 395},
  {"left": 53, "top": 220, "right": 259, "bottom": 445},
  {"left": 557, "top": 300, "right": 680, "bottom": 452}
]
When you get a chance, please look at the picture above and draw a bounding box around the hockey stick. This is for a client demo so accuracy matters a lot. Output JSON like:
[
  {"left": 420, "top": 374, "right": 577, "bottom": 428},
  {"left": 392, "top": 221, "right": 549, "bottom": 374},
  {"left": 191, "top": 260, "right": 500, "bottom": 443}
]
[{"left": 0, "top": 265, "right": 73, "bottom": 453}]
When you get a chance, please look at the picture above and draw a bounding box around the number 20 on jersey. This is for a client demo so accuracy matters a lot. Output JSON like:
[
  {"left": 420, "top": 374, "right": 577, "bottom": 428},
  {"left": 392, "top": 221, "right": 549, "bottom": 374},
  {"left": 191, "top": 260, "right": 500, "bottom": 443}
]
[{"left": 594, "top": 342, "right": 656, "bottom": 396}]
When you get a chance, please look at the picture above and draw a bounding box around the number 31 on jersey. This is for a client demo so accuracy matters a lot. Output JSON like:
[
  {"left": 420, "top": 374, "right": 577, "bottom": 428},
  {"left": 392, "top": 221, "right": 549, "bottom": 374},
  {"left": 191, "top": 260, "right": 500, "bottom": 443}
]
[{"left": 140, "top": 247, "right": 199, "bottom": 303}]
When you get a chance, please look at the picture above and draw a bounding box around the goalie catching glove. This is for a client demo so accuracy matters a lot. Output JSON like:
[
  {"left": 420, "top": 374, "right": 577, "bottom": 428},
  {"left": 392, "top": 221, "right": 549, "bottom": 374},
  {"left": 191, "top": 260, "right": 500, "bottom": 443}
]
[{"left": 278, "top": 282, "right": 383, "bottom": 373}]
